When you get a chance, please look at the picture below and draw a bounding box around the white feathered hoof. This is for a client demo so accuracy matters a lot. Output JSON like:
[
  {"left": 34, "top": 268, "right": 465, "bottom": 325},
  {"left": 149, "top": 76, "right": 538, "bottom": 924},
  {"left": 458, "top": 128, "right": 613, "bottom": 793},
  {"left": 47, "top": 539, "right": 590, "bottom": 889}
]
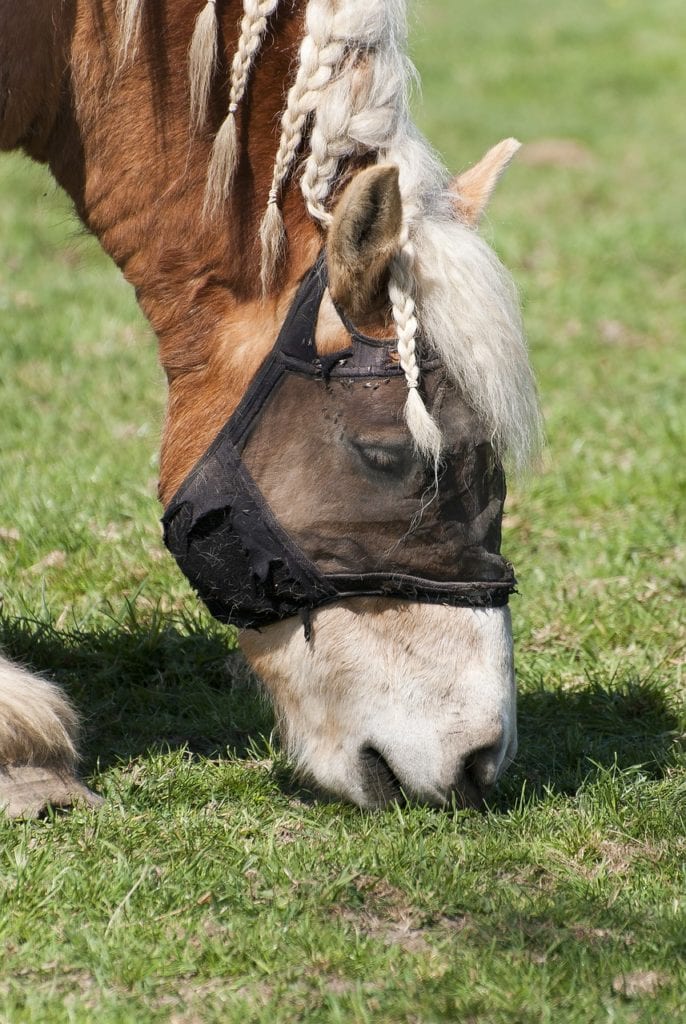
[{"left": 0, "top": 765, "right": 103, "bottom": 819}]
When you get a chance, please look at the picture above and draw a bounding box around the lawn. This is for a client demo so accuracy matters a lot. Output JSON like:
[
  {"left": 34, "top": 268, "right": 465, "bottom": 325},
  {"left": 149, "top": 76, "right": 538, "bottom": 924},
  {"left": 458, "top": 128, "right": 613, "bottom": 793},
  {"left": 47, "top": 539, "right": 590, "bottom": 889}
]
[{"left": 1, "top": 0, "right": 684, "bottom": 1021}]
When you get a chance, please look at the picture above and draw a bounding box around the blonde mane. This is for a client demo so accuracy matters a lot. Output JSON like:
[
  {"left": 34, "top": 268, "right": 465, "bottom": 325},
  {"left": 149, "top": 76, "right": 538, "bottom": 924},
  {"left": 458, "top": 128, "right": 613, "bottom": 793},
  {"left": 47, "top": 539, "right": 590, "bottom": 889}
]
[{"left": 117, "top": 0, "right": 541, "bottom": 470}]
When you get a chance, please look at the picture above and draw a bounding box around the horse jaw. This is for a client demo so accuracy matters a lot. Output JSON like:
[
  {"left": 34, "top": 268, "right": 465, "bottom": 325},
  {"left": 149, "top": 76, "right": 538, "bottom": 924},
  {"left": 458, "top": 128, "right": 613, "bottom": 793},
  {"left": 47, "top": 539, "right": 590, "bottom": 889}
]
[{"left": 239, "top": 599, "right": 517, "bottom": 809}]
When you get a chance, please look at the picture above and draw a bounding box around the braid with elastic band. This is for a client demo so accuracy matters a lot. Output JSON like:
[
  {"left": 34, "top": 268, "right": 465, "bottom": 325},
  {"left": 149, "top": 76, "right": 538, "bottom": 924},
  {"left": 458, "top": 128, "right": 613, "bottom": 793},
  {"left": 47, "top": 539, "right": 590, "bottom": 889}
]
[
  {"left": 259, "top": 29, "right": 346, "bottom": 287},
  {"left": 204, "top": 0, "right": 280, "bottom": 213}
]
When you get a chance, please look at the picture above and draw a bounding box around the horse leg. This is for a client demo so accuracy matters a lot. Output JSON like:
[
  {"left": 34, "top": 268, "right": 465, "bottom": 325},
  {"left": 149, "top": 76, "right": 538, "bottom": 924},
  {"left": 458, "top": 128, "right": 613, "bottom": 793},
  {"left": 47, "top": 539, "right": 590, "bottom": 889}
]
[{"left": 0, "top": 654, "right": 102, "bottom": 818}]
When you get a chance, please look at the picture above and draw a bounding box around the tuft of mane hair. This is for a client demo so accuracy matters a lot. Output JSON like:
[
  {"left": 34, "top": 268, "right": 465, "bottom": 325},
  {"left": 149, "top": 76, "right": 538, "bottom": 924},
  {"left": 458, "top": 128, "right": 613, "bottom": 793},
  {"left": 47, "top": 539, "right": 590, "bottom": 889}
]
[
  {"left": 116, "top": 0, "right": 542, "bottom": 469},
  {"left": 0, "top": 656, "right": 78, "bottom": 769},
  {"left": 189, "top": 0, "right": 219, "bottom": 132},
  {"left": 413, "top": 211, "right": 542, "bottom": 472}
]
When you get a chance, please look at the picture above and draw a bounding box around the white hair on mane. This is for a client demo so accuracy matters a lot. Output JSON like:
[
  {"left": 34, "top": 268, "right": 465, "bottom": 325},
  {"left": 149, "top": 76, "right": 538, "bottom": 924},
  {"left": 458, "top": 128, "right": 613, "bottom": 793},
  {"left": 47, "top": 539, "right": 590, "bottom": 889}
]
[
  {"left": 414, "top": 214, "right": 542, "bottom": 471},
  {"left": 116, "top": 0, "right": 144, "bottom": 63},
  {"left": 116, "top": 0, "right": 541, "bottom": 469}
]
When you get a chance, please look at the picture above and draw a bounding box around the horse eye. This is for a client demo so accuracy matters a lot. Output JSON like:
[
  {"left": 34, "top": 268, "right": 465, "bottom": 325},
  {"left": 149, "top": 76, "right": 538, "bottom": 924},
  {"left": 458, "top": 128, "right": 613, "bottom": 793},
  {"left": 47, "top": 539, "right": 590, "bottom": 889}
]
[{"left": 352, "top": 440, "right": 413, "bottom": 475}]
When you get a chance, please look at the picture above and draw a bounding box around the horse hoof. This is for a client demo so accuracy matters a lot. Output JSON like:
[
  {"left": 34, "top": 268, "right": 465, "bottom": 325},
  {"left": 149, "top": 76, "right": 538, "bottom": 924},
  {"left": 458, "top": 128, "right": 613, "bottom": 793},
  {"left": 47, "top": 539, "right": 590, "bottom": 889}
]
[{"left": 0, "top": 765, "right": 104, "bottom": 819}]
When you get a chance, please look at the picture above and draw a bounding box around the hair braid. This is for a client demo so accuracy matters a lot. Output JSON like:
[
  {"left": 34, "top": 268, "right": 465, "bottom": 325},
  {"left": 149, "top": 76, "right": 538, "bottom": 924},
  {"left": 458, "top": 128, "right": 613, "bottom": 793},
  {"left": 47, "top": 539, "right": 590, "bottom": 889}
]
[
  {"left": 390, "top": 220, "right": 443, "bottom": 462},
  {"left": 189, "top": 0, "right": 219, "bottom": 132},
  {"left": 300, "top": 66, "right": 358, "bottom": 226},
  {"left": 204, "top": 0, "right": 280, "bottom": 213},
  {"left": 260, "top": 0, "right": 399, "bottom": 290},
  {"left": 300, "top": 47, "right": 404, "bottom": 224},
  {"left": 259, "top": 6, "right": 349, "bottom": 291}
]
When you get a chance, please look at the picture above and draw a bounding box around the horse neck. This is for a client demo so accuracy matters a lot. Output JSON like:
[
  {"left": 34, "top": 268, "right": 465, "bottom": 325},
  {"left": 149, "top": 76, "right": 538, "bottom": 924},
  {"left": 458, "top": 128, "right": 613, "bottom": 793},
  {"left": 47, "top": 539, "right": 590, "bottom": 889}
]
[{"left": 47, "top": 0, "right": 321, "bottom": 502}]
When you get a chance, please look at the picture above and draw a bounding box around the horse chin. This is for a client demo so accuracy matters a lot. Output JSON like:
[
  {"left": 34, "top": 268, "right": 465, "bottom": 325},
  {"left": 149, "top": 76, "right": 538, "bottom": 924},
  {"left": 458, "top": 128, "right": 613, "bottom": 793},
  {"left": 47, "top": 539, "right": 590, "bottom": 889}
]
[{"left": 239, "top": 598, "right": 517, "bottom": 809}]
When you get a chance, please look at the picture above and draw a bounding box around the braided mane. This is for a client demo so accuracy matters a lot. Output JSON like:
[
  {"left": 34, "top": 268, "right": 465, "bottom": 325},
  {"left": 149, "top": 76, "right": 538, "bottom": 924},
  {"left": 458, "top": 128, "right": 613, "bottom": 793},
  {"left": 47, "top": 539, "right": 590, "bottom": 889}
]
[{"left": 117, "top": 0, "right": 541, "bottom": 470}]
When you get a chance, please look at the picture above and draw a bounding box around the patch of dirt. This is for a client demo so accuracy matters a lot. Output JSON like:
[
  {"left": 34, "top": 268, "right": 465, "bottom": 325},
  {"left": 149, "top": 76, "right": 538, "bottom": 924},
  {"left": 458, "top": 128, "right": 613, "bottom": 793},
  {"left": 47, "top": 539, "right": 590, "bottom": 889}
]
[
  {"left": 272, "top": 817, "right": 308, "bottom": 844},
  {"left": 334, "top": 875, "right": 471, "bottom": 953},
  {"left": 495, "top": 865, "right": 558, "bottom": 893},
  {"left": 323, "top": 975, "right": 380, "bottom": 997},
  {"left": 324, "top": 977, "right": 357, "bottom": 996},
  {"left": 599, "top": 839, "right": 665, "bottom": 873},
  {"left": 0, "top": 967, "right": 99, "bottom": 1009},
  {"left": 363, "top": 910, "right": 433, "bottom": 953},
  {"left": 27, "top": 549, "right": 67, "bottom": 574},
  {"left": 527, "top": 621, "right": 578, "bottom": 654},
  {"left": 11, "top": 290, "right": 37, "bottom": 309},
  {"left": 162, "top": 977, "right": 274, "bottom": 1022},
  {"left": 352, "top": 875, "right": 407, "bottom": 904},
  {"left": 519, "top": 138, "right": 595, "bottom": 169},
  {"left": 569, "top": 925, "right": 615, "bottom": 945},
  {"left": 612, "top": 970, "right": 668, "bottom": 999},
  {"left": 568, "top": 839, "right": 667, "bottom": 884}
]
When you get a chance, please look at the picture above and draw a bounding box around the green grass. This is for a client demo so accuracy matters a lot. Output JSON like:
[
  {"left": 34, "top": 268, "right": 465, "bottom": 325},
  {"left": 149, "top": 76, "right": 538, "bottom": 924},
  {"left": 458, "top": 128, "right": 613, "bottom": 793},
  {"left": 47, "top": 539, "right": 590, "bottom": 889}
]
[{"left": 1, "top": 0, "right": 685, "bottom": 1020}]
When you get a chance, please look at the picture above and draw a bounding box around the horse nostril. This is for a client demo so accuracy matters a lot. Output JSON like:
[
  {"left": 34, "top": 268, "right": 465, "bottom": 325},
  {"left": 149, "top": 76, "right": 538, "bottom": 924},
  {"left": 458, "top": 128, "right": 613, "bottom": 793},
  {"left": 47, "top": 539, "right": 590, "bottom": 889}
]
[
  {"left": 461, "top": 758, "right": 487, "bottom": 808},
  {"left": 461, "top": 742, "right": 503, "bottom": 806},
  {"left": 359, "top": 745, "right": 403, "bottom": 805}
]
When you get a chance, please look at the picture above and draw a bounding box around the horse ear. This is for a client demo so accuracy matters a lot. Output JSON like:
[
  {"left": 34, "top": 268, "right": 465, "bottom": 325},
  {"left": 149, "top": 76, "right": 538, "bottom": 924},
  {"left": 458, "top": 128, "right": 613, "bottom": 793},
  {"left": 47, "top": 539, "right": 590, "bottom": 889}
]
[
  {"left": 450, "top": 138, "right": 521, "bottom": 226},
  {"left": 326, "top": 164, "right": 403, "bottom": 320}
]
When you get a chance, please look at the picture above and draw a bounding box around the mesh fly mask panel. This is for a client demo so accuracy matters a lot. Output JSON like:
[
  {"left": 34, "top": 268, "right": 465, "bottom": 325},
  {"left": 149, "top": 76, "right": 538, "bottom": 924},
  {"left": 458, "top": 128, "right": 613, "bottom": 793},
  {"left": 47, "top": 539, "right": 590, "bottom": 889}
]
[{"left": 162, "top": 259, "right": 516, "bottom": 630}]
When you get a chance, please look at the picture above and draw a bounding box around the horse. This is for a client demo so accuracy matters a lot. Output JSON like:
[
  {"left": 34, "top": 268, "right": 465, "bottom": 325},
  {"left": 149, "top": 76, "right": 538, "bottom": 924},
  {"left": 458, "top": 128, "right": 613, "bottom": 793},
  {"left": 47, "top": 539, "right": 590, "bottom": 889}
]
[{"left": 0, "top": 0, "right": 541, "bottom": 816}]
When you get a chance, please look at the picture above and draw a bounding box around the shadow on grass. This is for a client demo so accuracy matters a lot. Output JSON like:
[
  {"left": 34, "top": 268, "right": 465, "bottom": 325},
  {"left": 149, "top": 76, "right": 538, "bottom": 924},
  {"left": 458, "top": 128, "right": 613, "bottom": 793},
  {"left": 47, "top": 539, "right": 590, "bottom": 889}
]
[
  {"left": 1, "top": 615, "right": 681, "bottom": 807},
  {"left": 492, "top": 677, "right": 683, "bottom": 810},
  {"left": 0, "top": 614, "right": 274, "bottom": 773}
]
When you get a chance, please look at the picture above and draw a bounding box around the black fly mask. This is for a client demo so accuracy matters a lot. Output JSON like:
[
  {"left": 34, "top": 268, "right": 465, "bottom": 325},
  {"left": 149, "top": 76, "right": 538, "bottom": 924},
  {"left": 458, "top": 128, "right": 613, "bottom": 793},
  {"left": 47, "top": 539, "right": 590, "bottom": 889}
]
[{"left": 163, "top": 258, "right": 516, "bottom": 633}]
